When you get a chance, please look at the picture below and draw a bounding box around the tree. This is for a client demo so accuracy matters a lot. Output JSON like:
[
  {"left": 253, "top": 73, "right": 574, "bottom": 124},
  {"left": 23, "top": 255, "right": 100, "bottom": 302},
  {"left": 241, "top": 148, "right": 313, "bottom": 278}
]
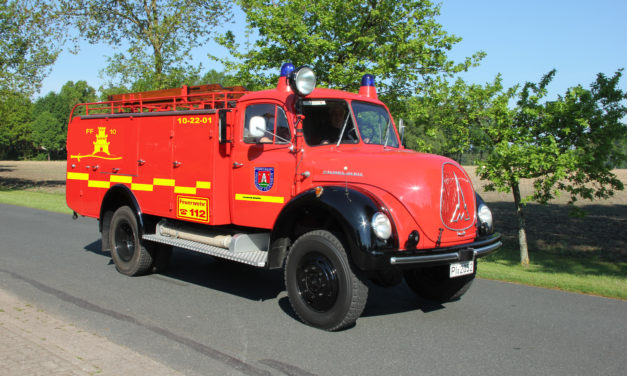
[
  {"left": 217, "top": 0, "right": 484, "bottom": 104},
  {"left": 0, "top": 92, "right": 34, "bottom": 159},
  {"left": 1, "top": 0, "right": 62, "bottom": 159},
  {"left": 200, "top": 69, "right": 238, "bottom": 87},
  {"left": 30, "top": 111, "right": 63, "bottom": 160},
  {"left": 60, "top": 0, "right": 232, "bottom": 91},
  {"left": 0, "top": 0, "right": 61, "bottom": 96},
  {"left": 403, "top": 76, "right": 503, "bottom": 161},
  {"left": 29, "top": 81, "right": 97, "bottom": 159},
  {"left": 475, "top": 70, "right": 627, "bottom": 267}
]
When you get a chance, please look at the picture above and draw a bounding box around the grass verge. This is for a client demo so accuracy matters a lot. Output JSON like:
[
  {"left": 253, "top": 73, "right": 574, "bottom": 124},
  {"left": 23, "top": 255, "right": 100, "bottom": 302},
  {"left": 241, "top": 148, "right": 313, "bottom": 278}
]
[
  {"left": 478, "top": 245, "right": 627, "bottom": 300},
  {"left": 0, "top": 190, "right": 72, "bottom": 215}
]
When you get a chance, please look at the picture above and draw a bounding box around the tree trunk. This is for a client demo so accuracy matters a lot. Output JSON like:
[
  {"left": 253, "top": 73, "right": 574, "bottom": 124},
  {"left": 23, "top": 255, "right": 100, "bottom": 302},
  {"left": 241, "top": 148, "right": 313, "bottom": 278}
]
[{"left": 512, "top": 181, "right": 530, "bottom": 267}]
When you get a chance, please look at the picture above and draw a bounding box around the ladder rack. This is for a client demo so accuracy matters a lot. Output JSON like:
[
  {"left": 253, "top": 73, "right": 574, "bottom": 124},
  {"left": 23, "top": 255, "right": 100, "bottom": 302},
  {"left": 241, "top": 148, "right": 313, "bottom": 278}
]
[{"left": 69, "top": 83, "right": 248, "bottom": 120}]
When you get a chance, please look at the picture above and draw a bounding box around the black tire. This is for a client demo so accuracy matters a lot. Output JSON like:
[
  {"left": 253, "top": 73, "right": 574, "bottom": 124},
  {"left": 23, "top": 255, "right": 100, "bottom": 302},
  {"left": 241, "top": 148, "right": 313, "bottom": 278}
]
[
  {"left": 284, "top": 230, "right": 368, "bottom": 331},
  {"left": 109, "top": 206, "right": 153, "bottom": 276},
  {"left": 404, "top": 261, "right": 476, "bottom": 302}
]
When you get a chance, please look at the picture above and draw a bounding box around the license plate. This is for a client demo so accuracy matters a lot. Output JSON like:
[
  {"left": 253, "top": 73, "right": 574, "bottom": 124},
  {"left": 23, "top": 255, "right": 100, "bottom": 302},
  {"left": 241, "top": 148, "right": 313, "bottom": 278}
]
[{"left": 450, "top": 261, "right": 474, "bottom": 278}]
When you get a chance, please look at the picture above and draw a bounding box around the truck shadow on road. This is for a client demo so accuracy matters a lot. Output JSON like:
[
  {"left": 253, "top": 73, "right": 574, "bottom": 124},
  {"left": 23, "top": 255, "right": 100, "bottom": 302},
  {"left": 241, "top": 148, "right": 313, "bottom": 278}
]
[{"left": 84, "top": 240, "right": 447, "bottom": 321}]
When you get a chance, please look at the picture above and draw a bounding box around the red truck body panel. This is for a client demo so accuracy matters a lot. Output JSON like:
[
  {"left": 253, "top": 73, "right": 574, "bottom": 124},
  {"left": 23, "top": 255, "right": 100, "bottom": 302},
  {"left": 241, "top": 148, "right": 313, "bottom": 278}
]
[{"left": 67, "top": 80, "right": 479, "bottom": 250}]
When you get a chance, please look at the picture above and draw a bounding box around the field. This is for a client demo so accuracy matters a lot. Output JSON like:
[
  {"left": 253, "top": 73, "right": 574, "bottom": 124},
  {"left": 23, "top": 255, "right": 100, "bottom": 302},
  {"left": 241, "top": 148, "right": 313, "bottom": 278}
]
[
  {"left": 465, "top": 166, "right": 627, "bottom": 262},
  {"left": 1, "top": 161, "right": 626, "bottom": 298}
]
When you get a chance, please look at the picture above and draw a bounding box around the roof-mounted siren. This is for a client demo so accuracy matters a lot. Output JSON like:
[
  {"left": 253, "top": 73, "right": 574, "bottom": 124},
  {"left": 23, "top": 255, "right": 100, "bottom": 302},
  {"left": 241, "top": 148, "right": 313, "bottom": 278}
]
[
  {"left": 359, "top": 74, "right": 378, "bottom": 99},
  {"left": 278, "top": 63, "right": 295, "bottom": 92}
]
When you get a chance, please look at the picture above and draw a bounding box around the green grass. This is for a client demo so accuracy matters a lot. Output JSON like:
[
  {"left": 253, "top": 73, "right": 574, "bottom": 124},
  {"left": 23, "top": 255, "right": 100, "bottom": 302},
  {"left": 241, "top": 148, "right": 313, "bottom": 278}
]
[
  {"left": 0, "top": 190, "right": 72, "bottom": 214},
  {"left": 478, "top": 245, "right": 627, "bottom": 300}
]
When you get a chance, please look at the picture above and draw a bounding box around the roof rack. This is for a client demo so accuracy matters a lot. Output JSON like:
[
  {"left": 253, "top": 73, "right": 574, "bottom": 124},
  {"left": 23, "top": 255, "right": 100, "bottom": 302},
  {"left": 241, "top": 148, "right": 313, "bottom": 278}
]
[{"left": 69, "top": 84, "right": 248, "bottom": 119}]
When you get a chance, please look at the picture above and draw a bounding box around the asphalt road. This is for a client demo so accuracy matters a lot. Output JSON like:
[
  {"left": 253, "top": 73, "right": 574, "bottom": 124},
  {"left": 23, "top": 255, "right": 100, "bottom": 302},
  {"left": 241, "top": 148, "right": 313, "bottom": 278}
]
[{"left": 1, "top": 203, "right": 626, "bottom": 376}]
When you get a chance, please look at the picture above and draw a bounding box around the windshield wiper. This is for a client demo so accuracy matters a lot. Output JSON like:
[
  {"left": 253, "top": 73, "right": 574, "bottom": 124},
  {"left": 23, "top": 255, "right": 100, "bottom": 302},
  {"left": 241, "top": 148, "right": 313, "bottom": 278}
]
[
  {"left": 383, "top": 117, "right": 391, "bottom": 148},
  {"left": 335, "top": 113, "right": 351, "bottom": 147}
]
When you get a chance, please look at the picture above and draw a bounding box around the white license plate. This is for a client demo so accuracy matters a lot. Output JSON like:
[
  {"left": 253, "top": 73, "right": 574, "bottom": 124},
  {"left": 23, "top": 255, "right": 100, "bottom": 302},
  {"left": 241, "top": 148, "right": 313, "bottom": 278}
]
[{"left": 450, "top": 261, "right": 474, "bottom": 278}]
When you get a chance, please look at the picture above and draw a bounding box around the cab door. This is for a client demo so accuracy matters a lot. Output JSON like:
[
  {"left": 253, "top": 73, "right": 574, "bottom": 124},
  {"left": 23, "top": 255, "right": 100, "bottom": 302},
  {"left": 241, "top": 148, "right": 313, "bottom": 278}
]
[{"left": 231, "top": 103, "right": 295, "bottom": 229}]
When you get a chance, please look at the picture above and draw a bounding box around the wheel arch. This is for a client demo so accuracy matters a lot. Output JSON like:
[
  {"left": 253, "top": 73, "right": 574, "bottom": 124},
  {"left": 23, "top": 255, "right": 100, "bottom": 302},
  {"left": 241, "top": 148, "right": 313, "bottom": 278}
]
[
  {"left": 268, "top": 186, "right": 398, "bottom": 270},
  {"left": 99, "top": 184, "right": 143, "bottom": 253}
]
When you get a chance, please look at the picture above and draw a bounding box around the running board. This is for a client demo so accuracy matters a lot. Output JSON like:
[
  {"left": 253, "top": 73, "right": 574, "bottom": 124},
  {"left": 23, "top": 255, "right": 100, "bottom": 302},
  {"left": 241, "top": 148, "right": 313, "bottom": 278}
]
[{"left": 142, "top": 233, "right": 269, "bottom": 267}]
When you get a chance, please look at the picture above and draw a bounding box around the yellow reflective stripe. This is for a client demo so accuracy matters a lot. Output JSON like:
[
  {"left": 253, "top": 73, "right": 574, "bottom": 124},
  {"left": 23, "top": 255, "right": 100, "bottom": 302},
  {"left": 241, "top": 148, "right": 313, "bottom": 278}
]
[
  {"left": 110, "top": 175, "right": 133, "bottom": 183},
  {"left": 196, "top": 181, "right": 211, "bottom": 189},
  {"left": 174, "top": 186, "right": 196, "bottom": 194},
  {"left": 67, "top": 172, "right": 89, "bottom": 181},
  {"left": 154, "top": 178, "right": 175, "bottom": 186},
  {"left": 88, "top": 180, "right": 110, "bottom": 189},
  {"left": 131, "top": 183, "right": 153, "bottom": 192},
  {"left": 76, "top": 175, "right": 212, "bottom": 195},
  {"left": 235, "top": 194, "right": 284, "bottom": 204}
]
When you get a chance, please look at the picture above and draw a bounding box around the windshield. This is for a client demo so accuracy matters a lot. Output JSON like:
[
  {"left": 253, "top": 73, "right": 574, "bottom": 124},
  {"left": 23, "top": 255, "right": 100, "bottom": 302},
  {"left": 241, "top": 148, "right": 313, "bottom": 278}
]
[
  {"left": 352, "top": 101, "right": 399, "bottom": 148},
  {"left": 301, "top": 99, "right": 398, "bottom": 147},
  {"left": 301, "top": 100, "right": 358, "bottom": 146}
]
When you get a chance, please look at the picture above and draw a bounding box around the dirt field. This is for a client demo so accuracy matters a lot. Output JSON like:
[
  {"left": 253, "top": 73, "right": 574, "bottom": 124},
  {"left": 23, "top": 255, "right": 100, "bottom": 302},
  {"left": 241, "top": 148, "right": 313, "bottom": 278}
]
[
  {"left": 2, "top": 161, "right": 626, "bottom": 261},
  {"left": 0, "top": 161, "right": 67, "bottom": 194}
]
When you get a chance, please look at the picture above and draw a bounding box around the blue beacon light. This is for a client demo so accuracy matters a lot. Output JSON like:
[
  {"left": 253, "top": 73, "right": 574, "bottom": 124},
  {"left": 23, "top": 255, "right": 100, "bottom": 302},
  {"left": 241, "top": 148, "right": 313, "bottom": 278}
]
[
  {"left": 359, "top": 74, "right": 378, "bottom": 99},
  {"left": 281, "top": 63, "right": 296, "bottom": 77},
  {"left": 361, "top": 74, "right": 375, "bottom": 87},
  {"left": 278, "top": 63, "right": 296, "bottom": 91}
]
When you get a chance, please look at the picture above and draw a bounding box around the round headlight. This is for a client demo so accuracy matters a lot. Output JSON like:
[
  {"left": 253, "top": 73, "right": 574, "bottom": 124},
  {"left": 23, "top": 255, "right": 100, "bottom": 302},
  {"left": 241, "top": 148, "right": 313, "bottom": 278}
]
[
  {"left": 289, "top": 66, "right": 316, "bottom": 96},
  {"left": 371, "top": 212, "right": 392, "bottom": 240},
  {"left": 477, "top": 203, "right": 493, "bottom": 234}
]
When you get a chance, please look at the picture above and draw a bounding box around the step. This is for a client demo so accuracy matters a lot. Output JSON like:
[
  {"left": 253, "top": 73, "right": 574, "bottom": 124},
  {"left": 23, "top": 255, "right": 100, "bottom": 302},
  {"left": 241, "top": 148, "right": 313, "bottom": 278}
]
[{"left": 142, "top": 233, "right": 268, "bottom": 267}]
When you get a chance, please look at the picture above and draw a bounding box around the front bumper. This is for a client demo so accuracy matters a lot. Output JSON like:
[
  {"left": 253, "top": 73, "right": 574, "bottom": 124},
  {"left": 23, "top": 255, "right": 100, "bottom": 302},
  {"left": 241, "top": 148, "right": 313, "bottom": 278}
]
[{"left": 389, "top": 233, "right": 502, "bottom": 266}]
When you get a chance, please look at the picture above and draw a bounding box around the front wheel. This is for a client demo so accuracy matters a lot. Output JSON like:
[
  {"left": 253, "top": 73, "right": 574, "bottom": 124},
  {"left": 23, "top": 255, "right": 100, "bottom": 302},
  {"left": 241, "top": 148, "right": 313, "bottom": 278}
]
[
  {"left": 284, "top": 230, "right": 368, "bottom": 331},
  {"left": 109, "top": 206, "right": 153, "bottom": 276},
  {"left": 404, "top": 261, "right": 476, "bottom": 302}
]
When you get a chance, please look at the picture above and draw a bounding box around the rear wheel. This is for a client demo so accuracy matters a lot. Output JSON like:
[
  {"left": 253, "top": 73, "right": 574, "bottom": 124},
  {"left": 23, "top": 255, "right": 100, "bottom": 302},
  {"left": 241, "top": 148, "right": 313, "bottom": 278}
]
[
  {"left": 285, "top": 230, "right": 368, "bottom": 331},
  {"left": 109, "top": 206, "right": 153, "bottom": 276},
  {"left": 404, "top": 261, "right": 476, "bottom": 302}
]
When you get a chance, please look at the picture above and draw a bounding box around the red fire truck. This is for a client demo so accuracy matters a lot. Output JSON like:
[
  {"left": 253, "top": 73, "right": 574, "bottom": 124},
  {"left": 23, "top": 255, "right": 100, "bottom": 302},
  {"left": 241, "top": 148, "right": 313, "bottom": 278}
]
[{"left": 66, "top": 64, "right": 501, "bottom": 330}]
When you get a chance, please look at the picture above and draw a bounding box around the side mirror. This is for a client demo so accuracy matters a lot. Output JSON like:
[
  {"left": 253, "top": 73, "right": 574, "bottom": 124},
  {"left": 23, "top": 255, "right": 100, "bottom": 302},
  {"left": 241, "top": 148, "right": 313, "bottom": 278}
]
[
  {"left": 249, "top": 116, "right": 267, "bottom": 138},
  {"left": 219, "top": 109, "right": 231, "bottom": 144},
  {"left": 399, "top": 119, "right": 406, "bottom": 148}
]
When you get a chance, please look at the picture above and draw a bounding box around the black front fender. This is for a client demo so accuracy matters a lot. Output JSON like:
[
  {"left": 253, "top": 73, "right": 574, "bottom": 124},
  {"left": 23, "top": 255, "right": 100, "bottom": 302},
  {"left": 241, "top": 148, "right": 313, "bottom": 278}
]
[{"left": 270, "top": 186, "right": 398, "bottom": 270}]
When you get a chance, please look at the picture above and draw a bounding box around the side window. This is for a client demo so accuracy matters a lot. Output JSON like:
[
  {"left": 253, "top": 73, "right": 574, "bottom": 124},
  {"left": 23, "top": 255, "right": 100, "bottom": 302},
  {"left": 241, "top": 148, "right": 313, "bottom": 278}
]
[
  {"left": 244, "top": 104, "right": 275, "bottom": 144},
  {"left": 243, "top": 104, "right": 291, "bottom": 144}
]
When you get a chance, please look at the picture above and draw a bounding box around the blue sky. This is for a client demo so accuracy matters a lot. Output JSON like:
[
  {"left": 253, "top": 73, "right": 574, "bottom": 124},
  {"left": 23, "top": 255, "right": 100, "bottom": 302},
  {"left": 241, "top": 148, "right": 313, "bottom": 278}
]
[{"left": 39, "top": 0, "right": 627, "bottom": 100}]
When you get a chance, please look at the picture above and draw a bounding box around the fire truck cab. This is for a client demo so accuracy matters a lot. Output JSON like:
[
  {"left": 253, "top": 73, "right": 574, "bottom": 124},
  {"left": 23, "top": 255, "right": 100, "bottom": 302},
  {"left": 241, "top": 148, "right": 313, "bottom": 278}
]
[{"left": 66, "top": 64, "right": 501, "bottom": 330}]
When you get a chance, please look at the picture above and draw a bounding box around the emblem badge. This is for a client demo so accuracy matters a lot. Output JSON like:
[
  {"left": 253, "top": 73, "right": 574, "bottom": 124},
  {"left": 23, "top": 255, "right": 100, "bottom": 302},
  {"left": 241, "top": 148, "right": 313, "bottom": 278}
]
[
  {"left": 441, "top": 163, "right": 475, "bottom": 231},
  {"left": 254, "top": 167, "right": 274, "bottom": 192},
  {"left": 70, "top": 126, "right": 122, "bottom": 161},
  {"left": 449, "top": 172, "right": 471, "bottom": 223}
]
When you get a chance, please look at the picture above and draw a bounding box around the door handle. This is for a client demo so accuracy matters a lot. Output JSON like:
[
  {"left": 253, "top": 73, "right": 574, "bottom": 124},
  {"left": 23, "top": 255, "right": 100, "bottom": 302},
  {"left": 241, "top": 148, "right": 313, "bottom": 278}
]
[{"left": 233, "top": 162, "right": 244, "bottom": 168}]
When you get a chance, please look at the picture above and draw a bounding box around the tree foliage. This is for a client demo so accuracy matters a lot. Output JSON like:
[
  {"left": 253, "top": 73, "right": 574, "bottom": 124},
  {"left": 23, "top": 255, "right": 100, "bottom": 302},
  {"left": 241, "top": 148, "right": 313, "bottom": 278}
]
[
  {"left": 0, "top": 0, "right": 62, "bottom": 96},
  {"left": 218, "top": 0, "right": 484, "bottom": 101},
  {"left": 30, "top": 81, "right": 97, "bottom": 159},
  {"left": 59, "top": 0, "right": 232, "bottom": 91},
  {"left": 0, "top": 92, "right": 33, "bottom": 159},
  {"left": 474, "top": 70, "right": 627, "bottom": 266},
  {"left": 403, "top": 77, "right": 503, "bottom": 160}
]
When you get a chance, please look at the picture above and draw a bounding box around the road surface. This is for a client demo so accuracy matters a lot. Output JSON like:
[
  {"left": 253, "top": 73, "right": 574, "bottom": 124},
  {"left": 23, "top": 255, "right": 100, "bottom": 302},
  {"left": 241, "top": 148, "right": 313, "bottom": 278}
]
[{"left": 1, "top": 204, "right": 625, "bottom": 375}]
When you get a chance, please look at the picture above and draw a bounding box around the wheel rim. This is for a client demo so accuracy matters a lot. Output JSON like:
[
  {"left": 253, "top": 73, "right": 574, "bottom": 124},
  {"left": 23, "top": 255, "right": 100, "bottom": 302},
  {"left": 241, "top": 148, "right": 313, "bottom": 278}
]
[
  {"left": 114, "top": 221, "right": 135, "bottom": 262},
  {"left": 296, "top": 252, "right": 339, "bottom": 312}
]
